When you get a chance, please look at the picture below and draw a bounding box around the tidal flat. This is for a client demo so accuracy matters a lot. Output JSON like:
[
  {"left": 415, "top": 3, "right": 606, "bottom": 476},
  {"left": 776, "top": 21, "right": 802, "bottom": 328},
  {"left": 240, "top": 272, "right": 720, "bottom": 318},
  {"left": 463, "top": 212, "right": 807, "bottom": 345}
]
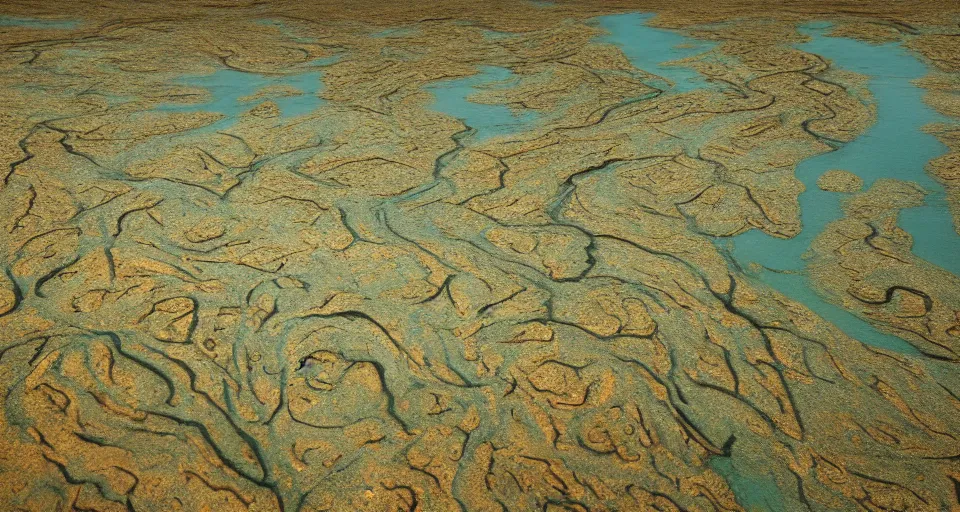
[{"left": 0, "top": 1, "right": 958, "bottom": 510}]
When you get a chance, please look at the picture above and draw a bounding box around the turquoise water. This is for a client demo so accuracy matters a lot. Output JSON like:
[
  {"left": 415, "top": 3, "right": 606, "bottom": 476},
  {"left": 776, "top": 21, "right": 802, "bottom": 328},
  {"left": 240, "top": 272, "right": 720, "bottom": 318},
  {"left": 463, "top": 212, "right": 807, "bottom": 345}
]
[
  {"left": 425, "top": 65, "right": 538, "bottom": 141},
  {"left": 158, "top": 20, "right": 336, "bottom": 127},
  {"left": 594, "top": 13, "right": 716, "bottom": 93},
  {"left": 592, "top": 14, "right": 920, "bottom": 356},
  {"left": 728, "top": 23, "right": 955, "bottom": 355},
  {"left": 0, "top": 16, "right": 79, "bottom": 29},
  {"left": 159, "top": 67, "right": 331, "bottom": 127},
  {"left": 710, "top": 455, "right": 785, "bottom": 512},
  {"left": 422, "top": 14, "right": 953, "bottom": 357},
  {"left": 423, "top": 12, "right": 717, "bottom": 141},
  {"left": 599, "top": 14, "right": 957, "bottom": 510}
]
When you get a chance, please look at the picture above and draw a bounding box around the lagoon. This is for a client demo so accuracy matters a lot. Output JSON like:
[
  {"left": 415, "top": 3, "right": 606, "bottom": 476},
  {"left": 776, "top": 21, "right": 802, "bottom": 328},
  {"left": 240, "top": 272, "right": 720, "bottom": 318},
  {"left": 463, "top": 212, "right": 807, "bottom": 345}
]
[
  {"left": 159, "top": 69, "right": 328, "bottom": 123},
  {"left": 425, "top": 65, "right": 538, "bottom": 141},
  {"left": 729, "top": 23, "right": 955, "bottom": 354}
]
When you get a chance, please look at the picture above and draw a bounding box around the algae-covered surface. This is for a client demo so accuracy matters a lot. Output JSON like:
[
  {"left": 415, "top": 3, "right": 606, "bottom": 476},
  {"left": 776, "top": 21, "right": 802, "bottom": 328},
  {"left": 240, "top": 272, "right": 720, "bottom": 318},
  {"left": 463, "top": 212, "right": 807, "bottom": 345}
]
[{"left": 1, "top": 1, "right": 959, "bottom": 510}]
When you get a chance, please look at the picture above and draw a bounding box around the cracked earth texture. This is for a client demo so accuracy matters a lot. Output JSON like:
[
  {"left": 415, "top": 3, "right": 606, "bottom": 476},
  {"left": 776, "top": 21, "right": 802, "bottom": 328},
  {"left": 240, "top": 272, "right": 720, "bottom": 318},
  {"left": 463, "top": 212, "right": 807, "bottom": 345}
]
[{"left": 0, "top": 0, "right": 959, "bottom": 511}]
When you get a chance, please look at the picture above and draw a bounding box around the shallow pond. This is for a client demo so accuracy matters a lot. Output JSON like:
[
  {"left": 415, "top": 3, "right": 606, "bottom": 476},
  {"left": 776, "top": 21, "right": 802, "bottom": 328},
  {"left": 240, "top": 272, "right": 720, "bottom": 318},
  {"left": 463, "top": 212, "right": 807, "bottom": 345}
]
[
  {"left": 425, "top": 65, "right": 539, "bottom": 141},
  {"left": 3, "top": 6, "right": 957, "bottom": 510},
  {"left": 0, "top": 16, "right": 79, "bottom": 29},
  {"left": 424, "top": 14, "right": 956, "bottom": 357},
  {"left": 729, "top": 22, "right": 955, "bottom": 355},
  {"left": 597, "top": 13, "right": 957, "bottom": 510},
  {"left": 593, "top": 13, "right": 716, "bottom": 93},
  {"left": 157, "top": 64, "right": 334, "bottom": 131}
]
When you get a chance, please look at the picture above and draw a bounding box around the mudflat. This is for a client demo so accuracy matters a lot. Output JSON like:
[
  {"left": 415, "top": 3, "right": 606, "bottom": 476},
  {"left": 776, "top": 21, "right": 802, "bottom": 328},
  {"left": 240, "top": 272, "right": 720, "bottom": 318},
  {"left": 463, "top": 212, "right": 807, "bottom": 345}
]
[{"left": 0, "top": 1, "right": 958, "bottom": 510}]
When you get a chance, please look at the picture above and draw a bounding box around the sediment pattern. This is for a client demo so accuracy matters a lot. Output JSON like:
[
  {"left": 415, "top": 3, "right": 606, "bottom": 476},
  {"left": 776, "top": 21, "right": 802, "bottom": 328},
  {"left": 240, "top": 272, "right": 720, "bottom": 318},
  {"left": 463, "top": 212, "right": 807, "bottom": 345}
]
[{"left": 0, "top": 1, "right": 958, "bottom": 510}]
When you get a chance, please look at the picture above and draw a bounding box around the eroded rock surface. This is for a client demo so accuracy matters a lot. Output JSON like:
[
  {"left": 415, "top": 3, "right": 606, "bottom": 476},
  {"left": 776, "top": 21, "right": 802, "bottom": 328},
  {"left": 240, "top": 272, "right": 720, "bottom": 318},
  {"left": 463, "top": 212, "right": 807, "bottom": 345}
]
[{"left": 0, "top": 1, "right": 958, "bottom": 511}]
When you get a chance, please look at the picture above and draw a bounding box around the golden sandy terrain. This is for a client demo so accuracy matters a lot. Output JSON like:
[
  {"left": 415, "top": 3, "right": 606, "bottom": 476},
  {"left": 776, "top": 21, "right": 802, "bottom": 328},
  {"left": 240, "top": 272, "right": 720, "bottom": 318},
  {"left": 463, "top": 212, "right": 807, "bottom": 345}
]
[{"left": 0, "top": 1, "right": 958, "bottom": 510}]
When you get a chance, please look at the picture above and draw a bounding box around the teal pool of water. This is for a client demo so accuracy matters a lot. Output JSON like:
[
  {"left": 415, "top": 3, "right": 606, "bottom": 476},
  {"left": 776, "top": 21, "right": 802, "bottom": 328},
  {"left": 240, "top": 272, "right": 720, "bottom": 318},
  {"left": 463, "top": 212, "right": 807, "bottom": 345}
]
[
  {"left": 0, "top": 16, "right": 79, "bottom": 29},
  {"left": 729, "top": 22, "right": 955, "bottom": 355},
  {"left": 710, "top": 454, "right": 785, "bottom": 512},
  {"left": 595, "top": 14, "right": 927, "bottom": 355},
  {"left": 424, "top": 13, "right": 718, "bottom": 142},
  {"left": 158, "top": 66, "right": 332, "bottom": 128},
  {"left": 425, "top": 65, "right": 538, "bottom": 141},
  {"left": 599, "top": 13, "right": 959, "bottom": 508},
  {"left": 593, "top": 13, "right": 716, "bottom": 93},
  {"left": 422, "top": 14, "right": 954, "bottom": 358},
  {"left": 157, "top": 18, "right": 336, "bottom": 128}
]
